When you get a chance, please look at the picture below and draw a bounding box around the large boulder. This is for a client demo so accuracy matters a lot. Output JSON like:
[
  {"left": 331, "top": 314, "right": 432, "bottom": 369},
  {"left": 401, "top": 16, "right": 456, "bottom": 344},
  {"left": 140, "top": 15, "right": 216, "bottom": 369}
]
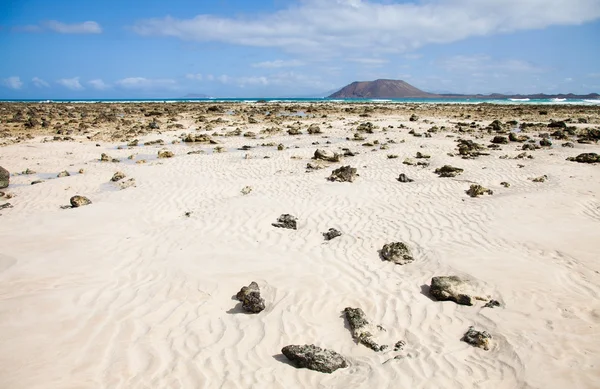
[
  {"left": 281, "top": 344, "right": 348, "bottom": 373},
  {"left": 343, "top": 307, "right": 386, "bottom": 351},
  {"left": 567, "top": 153, "right": 600, "bottom": 164},
  {"left": 380, "top": 242, "right": 414, "bottom": 265},
  {"left": 328, "top": 166, "right": 357, "bottom": 182},
  {"left": 235, "top": 281, "right": 265, "bottom": 313},
  {"left": 0, "top": 166, "right": 9, "bottom": 189},
  {"left": 429, "top": 276, "right": 474, "bottom": 306}
]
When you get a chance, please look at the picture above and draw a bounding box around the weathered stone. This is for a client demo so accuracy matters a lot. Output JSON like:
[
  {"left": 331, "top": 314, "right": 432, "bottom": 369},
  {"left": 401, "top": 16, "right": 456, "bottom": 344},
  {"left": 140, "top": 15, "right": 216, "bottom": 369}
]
[
  {"left": 403, "top": 158, "right": 416, "bottom": 166},
  {"left": 323, "top": 228, "right": 342, "bottom": 241},
  {"left": 397, "top": 173, "right": 413, "bottom": 183},
  {"left": 409, "top": 114, "right": 419, "bottom": 122},
  {"left": 272, "top": 214, "right": 297, "bottom": 230},
  {"left": 281, "top": 344, "right": 348, "bottom": 373},
  {"left": 457, "top": 139, "right": 488, "bottom": 159},
  {"left": 415, "top": 152, "right": 430, "bottom": 159},
  {"left": 235, "top": 281, "right": 265, "bottom": 313},
  {"left": 491, "top": 135, "right": 508, "bottom": 144},
  {"left": 483, "top": 300, "right": 501, "bottom": 308},
  {"left": 241, "top": 186, "right": 252, "bottom": 195},
  {"left": 489, "top": 120, "right": 503, "bottom": 132},
  {"left": 380, "top": 242, "right": 414, "bottom": 265},
  {"left": 462, "top": 326, "right": 492, "bottom": 350},
  {"left": 182, "top": 134, "right": 217, "bottom": 144},
  {"left": 509, "top": 132, "right": 528, "bottom": 142},
  {"left": 567, "top": 153, "right": 600, "bottom": 164},
  {"left": 500, "top": 182, "right": 510, "bottom": 188},
  {"left": 313, "top": 149, "right": 340, "bottom": 162},
  {"left": 70, "top": 195, "right": 92, "bottom": 208},
  {"left": 466, "top": 184, "right": 493, "bottom": 198},
  {"left": 531, "top": 175, "right": 548, "bottom": 183},
  {"left": 111, "top": 171, "right": 126, "bottom": 182},
  {"left": 100, "top": 153, "right": 119, "bottom": 162},
  {"left": 562, "top": 142, "right": 575, "bottom": 148},
  {"left": 434, "top": 165, "right": 464, "bottom": 177},
  {"left": 0, "top": 166, "right": 9, "bottom": 189},
  {"left": 307, "top": 124, "right": 322, "bottom": 134},
  {"left": 540, "top": 138, "right": 552, "bottom": 147},
  {"left": 429, "top": 276, "right": 474, "bottom": 306},
  {"left": 158, "top": 150, "right": 174, "bottom": 159},
  {"left": 328, "top": 166, "right": 357, "bottom": 182},
  {"left": 356, "top": 122, "right": 374, "bottom": 133},
  {"left": 343, "top": 307, "right": 387, "bottom": 352},
  {"left": 548, "top": 120, "right": 566, "bottom": 129}
]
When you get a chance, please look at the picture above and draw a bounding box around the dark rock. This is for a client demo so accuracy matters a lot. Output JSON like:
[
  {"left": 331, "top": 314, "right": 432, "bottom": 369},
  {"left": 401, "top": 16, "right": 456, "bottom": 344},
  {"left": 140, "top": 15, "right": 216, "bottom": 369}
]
[
  {"left": 466, "top": 184, "right": 493, "bottom": 198},
  {"left": 434, "top": 165, "right": 464, "bottom": 177},
  {"left": 328, "top": 166, "right": 357, "bottom": 182},
  {"left": 509, "top": 132, "right": 528, "bottom": 142},
  {"left": 158, "top": 150, "right": 174, "bottom": 158},
  {"left": 409, "top": 114, "right": 419, "bottom": 122},
  {"left": 567, "top": 153, "right": 600, "bottom": 164},
  {"left": 272, "top": 214, "right": 297, "bottom": 230},
  {"left": 500, "top": 182, "right": 510, "bottom": 188},
  {"left": 343, "top": 307, "right": 387, "bottom": 352},
  {"left": 323, "top": 228, "right": 342, "bottom": 241},
  {"left": 70, "top": 195, "right": 92, "bottom": 208},
  {"left": 0, "top": 166, "right": 9, "bottom": 189},
  {"left": 429, "top": 276, "right": 474, "bottom": 306},
  {"left": 307, "top": 124, "right": 322, "bottom": 134},
  {"left": 235, "top": 281, "right": 265, "bottom": 313},
  {"left": 356, "top": 122, "right": 374, "bottom": 133},
  {"left": 522, "top": 144, "right": 537, "bottom": 151},
  {"left": 491, "top": 136, "right": 508, "bottom": 144},
  {"left": 483, "top": 300, "right": 501, "bottom": 308},
  {"left": 489, "top": 120, "right": 503, "bottom": 132},
  {"left": 281, "top": 344, "right": 348, "bottom": 373},
  {"left": 182, "top": 134, "right": 217, "bottom": 144},
  {"left": 462, "top": 326, "right": 492, "bottom": 350},
  {"left": 380, "top": 242, "right": 414, "bottom": 265},
  {"left": 548, "top": 121, "right": 566, "bottom": 129},
  {"left": 31, "top": 180, "right": 44, "bottom": 185},
  {"left": 561, "top": 142, "right": 574, "bottom": 148},
  {"left": 457, "top": 139, "right": 488, "bottom": 158},
  {"left": 397, "top": 173, "right": 413, "bottom": 183},
  {"left": 313, "top": 149, "right": 340, "bottom": 162},
  {"left": 100, "top": 153, "right": 119, "bottom": 162},
  {"left": 394, "top": 340, "right": 406, "bottom": 351},
  {"left": 540, "top": 138, "right": 552, "bottom": 147},
  {"left": 415, "top": 151, "right": 430, "bottom": 159},
  {"left": 0, "top": 202, "right": 13, "bottom": 210}
]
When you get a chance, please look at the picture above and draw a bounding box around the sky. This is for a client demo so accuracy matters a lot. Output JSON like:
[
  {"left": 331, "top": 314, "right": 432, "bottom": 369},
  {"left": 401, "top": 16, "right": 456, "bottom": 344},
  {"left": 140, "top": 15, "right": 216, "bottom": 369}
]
[{"left": 1, "top": 0, "right": 600, "bottom": 98}]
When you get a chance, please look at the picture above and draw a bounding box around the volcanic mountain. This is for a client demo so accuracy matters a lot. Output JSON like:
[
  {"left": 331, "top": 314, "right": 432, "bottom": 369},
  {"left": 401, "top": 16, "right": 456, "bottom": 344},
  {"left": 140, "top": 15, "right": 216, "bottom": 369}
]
[{"left": 328, "top": 79, "right": 437, "bottom": 98}]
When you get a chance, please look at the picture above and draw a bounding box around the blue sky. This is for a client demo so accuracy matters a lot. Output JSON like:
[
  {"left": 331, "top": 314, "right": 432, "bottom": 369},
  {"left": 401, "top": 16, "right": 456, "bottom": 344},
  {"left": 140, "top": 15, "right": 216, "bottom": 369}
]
[{"left": 1, "top": 0, "right": 600, "bottom": 98}]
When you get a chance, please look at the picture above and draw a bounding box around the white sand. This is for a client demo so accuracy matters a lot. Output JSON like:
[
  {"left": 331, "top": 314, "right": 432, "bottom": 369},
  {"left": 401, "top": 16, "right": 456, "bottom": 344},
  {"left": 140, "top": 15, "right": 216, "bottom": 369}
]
[{"left": 1, "top": 111, "right": 599, "bottom": 388}]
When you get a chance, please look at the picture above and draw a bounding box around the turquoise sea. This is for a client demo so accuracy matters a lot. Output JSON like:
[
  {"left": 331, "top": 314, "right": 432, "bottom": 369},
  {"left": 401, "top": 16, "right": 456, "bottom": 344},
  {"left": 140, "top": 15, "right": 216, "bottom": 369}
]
[{"left": 1, "top": 97, "right": 600, "bottom": 105}]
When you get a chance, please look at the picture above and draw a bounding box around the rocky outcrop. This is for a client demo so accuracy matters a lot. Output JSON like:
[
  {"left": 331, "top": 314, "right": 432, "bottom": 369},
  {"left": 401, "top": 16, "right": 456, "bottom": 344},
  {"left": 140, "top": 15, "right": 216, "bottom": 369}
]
[
  {"left": 429, "top": 276, "right": 474, "bottom": 306},
  {"left": 272, "top": 214, "right": 297, "bottom": 230},
  {"left": 343, "top": 307, "right": 387, "bottom": 352},
  {"left": 182, "top": 133, "right": 218, "bottom": 144},
  {"left": 462, "top": 326, "right": 492, "bottom": 350},
  {"left": 313, "top": 149, "right": 340, "bottom": 162},
  {"left": 380, "top": 242, "right": 414, "bottom": 265},
  {"left": 235, "top": 281, "right": 265, "bottom": 313},
  {"left": 323, "top": 228, "right": 342, "bottom": 241},
  {"left": 567, "top": 153, "right": 600, "bottom": 163},
  {"left": 434, "top": 165, "right": 464, "bottom": 177},
  {"left": 328, "top": 166, "right": 357, "bottom": 182},
  {"left": 281, "top": 344, "right": 348, "bottom": 373},
  {"left": 70, "top": 195, "right": 92, "bottom": 208},
  {"left": 0, "top": 166, "right": 9, "bottom": 189}
]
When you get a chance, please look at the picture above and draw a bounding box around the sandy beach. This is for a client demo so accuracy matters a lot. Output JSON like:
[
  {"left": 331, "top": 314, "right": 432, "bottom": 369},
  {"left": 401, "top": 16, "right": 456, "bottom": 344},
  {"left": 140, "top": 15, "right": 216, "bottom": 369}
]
[{"left": 1, "top": 102, "right": 599, "bottom": 389}]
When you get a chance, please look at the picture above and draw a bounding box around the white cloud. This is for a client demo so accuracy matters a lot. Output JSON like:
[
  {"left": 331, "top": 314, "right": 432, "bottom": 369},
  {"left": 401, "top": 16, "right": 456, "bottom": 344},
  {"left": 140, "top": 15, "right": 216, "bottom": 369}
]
[
  {"left": 32, "top": 77, "right": 50, "bottom": 88},
  {"left": 439, "top": 55, "right": 544, "bottom": 73},
  {"left": 252, "top": 59, "right": 304, "bottom": 68},
  {"left": 57, "top": 77, "right": 84, "bottom": 90},
  {"left": 131, "top": 0, "right": 600, "bottom": 55},
  {"left": 44, "top": 20, "right": 102, "bottom": 34},
  {"left": 115, "top": 77, "right": 177, "bottom": 90},
  {"left": 1, "top": 76, "right": 23, "bottom": 90},
  {"left": 89, "top": 79, "right": 110, "bottom": 90},
  {"left": 186, "top": 73, "right": 203, "bottom": 81}
]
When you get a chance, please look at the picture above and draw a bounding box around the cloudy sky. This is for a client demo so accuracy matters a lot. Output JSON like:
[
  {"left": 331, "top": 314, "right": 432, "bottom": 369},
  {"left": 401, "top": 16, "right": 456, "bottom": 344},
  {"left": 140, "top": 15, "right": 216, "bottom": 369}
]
[{"left": 1, "top": 0, "right": 600, "bottom": 98}]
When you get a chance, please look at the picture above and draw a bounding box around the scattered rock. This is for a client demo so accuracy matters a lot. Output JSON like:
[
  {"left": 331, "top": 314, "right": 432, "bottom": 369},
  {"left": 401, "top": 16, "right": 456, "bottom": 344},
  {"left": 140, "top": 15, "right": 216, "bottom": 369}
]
[
  {"left": 380, "top": 242, "right": 414, "bottom": 265},
  {"left": 127, "top": 139, "right": 139, "bottom": 147},
  {"left": 403, "top": 158, "right": 416, "bottom": 166},
  {"left": 466, "top": 184, "right": 493, "bottom": 198},
  {"left": 22, "top": 168, "right": 36, "bottom": 175},
  {"left": 500, "top": 182, "right": 510, "bottom": 188},
  {"left": 281, "top": 344, "right": 348, "bottom": 373},
  {"left": 323, "top": 228, "right": 342, "bottom": 241},
  {"left": 567, "top": 153, "right": 600, "bottom": 164},
  {"left": 343, "top": 307, "right": 387, "bottom": 352},
  {"left": 0, "top": 202, "right": 13, "bottom": 210},
  {"left": 548, "top": 120, "right": 566, "bottom": 129},
  {"left": 356, "top": 122, "right": 374, "bottom": 133},
  {"left": 561, "top": 142, "right": 574, "bottom": 148},
  {"left": 531, "top": 175, "right": 548, "bottom": 183},
  {"left": 119, "top": 178, "right": 136, "bottom": 190},
  {"left": 429, "top": 276, "right": 474, "bottom": 306},
  {"left": 272, "top": 214, "right": 297, "bottom": 230},
  {"left": 100, "top": 153, "right": 119, "bottom": 162},
  {"left": 306, "top": 162, "right": 325, "bottom": 171},
  {"left": 313, "top": 149, "right": 340, "bottom": 162},
  {"left": 111, "top": 171, "right": 126, "bottom": 182},
  {"left": 434, "top": 165, "right": 464, "bottom": 177},
  {"left": 235, "top": 281, "right": 265, "bottom": 313},
  {"left": 158, "top": 150, "right": 174, "bottom": 158},
  {"left": 409, "top": 114, "right": 419, "bottom": 122},
  {"left": 31, "top": 180, "right": 44, "bottom": 185},
  {"left": 387, "top": 154, "right": 398, "bottom": 159},
  {"left": 70, "top": 195, "right": 92, "bottom": 208},
  {"left": 457, "top": 139, "right": 488, "bottom": 159},
  {"left": 491, "top": 135, "right": 508, "bottom": 144},
  {"left": 241, "top": 186, "right": 253, "bottom": 195},
  {"left": 483, "top": 300, "right": 501, "bottom": 308},
  {"left": 509, "top": 132, "right": 528, "bottom": 142},
  {"left": 462, "top": 326, "right": 492, "bottom": 350},
  {"left": 540, "top": 138, "right": 552, "bottom": 147},
  {"left": 328, "top": 166, "right": 357, "bottom": 183},
  {"left": 307, "top": 124, "right": 322, "bottom": 134},
  {"left": 0, "top": 166, "right": 9, "bottom": 189},
  {"left": 415, "top": 152, "right": 430, "bottom": 159},
  {"left": 397, "top": 173, "right": 413, "bottom": 183},
  {"left": 394, "top": 341, "right": 406, "bottom": 352}
]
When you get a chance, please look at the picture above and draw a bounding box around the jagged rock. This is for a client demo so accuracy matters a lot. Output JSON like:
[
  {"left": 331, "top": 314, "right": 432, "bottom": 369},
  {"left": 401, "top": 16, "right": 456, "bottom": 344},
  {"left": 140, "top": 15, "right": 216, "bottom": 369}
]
[
  {"left": 429, "top": 276, "right": 474, "bottom": 306},
  {"left": 343, "top": 307, "right": 387, "bottom": 352},
  {"left": 466, "top": 184, "right": 493, "bottom": 198},
  {"left": 0, "top": 166, "right": 10, "bottom": 189},
  {"left": 0, "top": 202, "right": 13, "bottom": 210},
  {"left": 462, "top": 326, "right": 492, "bottom": 350},
  {"left": 434, "top": 165, "right": 464, "bottom": 177},
  {"left": 100, "top": 153, "right": 119, "bottom": 162},
  {"left": 356, "top": 122, "right": 374, "bottom": 133},
  {"left": 306, "top": 162, "right": 325, "bottom": 171},
  {"left": 281, "top": 344, "right": 348, "bottom": 374},
  {"left": 323, "top": 228, "right": 342, "bottom": 241},
  {"left": 307, "top": 124, "right": 322, "bottom": 134},
  {"left": 241, "top": 186, "right": 253, "bottom": 195},
  {"left": 397, "top": 173, "right": 413, "bottom": 183},
  {"left": 183, "top": 134, "right": 218, "bottom": 144},
  {"left": 235, "top": 281, "right": 265, "bottom": 313},
  {"left": 489, "top": 120, "right": 503, "bottom": 132},
  {"left": 111, "top": 171, "right": 126, "bottom": 182},
  {"left": 158, "top": 150, "right": 174, "bottom": 158},
  {"left": 70, "top": 195, "right": 92, "bottom": 208},
  {"left": 119, "top": 178, "right": 136, "bottom": 190},
  {"left": 127, "top": 139, "right": 139, "bottom": 147},
  {"left": 272, "top": 214, "right": 297, "bottom": 230},
  {"left": 540, "top": 138, "right": 552, "bottom": 147},
  {"left": 145, "top": 139, "right": 165, "bottom": 146},
  {"left": 457, "top": 139, "right": 488, "bottom": 159},
  {"left": 491, "top": 135, "right": 508, "bottom": 144},
  {"left": 567, "top": 153, "right": 600, "bottom": 163},
  {"left": 484, "top": 300, "right": 501, "bottom": 308},
  {"left": 500, "top": 182, "right": 510, "bottom": 188},
  {"left": 57, "top": 170, "right": 70, "bottom": 178},
  {"left": 328, "top": 166, "right": 357, "bottom": 182},
  {"left": 380, "top": 242, "right": 414, "bottom": 265},
  {"left": 531, "top": 175, "right": 548, "bottom": 183},
  {"left": 314, "top": 149, "right": 340, "bottom": 162},
  {"left": 394, "top": 340, "right": 406, "bottom": 351}
]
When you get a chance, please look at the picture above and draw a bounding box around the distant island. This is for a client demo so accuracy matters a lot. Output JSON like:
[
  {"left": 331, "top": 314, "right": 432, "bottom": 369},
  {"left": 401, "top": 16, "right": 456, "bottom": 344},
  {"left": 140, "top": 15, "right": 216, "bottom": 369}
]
[{"left": 328, "top": 79, "right": 599, "bottom": 100}]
